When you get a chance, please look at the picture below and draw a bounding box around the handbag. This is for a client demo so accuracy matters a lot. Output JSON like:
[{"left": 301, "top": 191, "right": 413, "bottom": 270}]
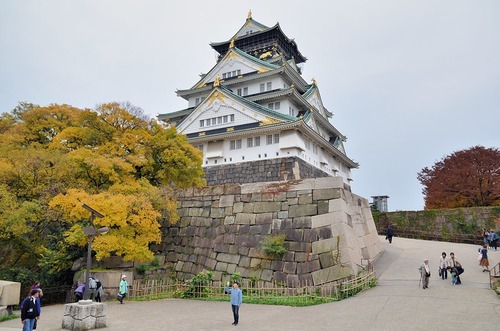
[{"left": 438, "top": 268, "right": 442, "bottom": 277}]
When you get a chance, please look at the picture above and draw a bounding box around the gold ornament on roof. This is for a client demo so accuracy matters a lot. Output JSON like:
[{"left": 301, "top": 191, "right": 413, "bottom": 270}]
[
  {"left": 259, "top": 117, "right": 280, "bottom": 126},
  {"left": 312, "top": 77, "right": 318, "bottom": 86},
  {"left": 213, "top": 75, "right": 221, "bottom": 87},
  {"left": 259, "top": 51, "right": 272, "bottom": 60},
  {"left": 247, "top": 10, "right": 252, "bottom": 19},
  {"left": 229, "top": 39, "right": 235, "bottom": 49}
]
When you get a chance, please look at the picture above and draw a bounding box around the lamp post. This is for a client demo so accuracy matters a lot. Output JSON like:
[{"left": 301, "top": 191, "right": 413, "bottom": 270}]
[{"left": 82, "top": 204, "right": 108, "bottom": 300}]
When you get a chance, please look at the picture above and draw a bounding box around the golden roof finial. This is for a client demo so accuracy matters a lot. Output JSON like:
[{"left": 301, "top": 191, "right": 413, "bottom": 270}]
[
  {"left": 247, "top": 9, "right": 252, "bottom": 19},
  {"left": 229, "top": 39, "right": 235, "bottom": 49},
  {"left": 213, "top": 75, "right": 221, "bottom": 87},
  {"left": 312, "top": 77, "right": 318, "bottom": 86}
]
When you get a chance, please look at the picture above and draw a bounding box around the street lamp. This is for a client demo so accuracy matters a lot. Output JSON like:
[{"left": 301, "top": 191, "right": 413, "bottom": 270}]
[{"left": 82, "top": 203, "right": 108, "bottom": 300}]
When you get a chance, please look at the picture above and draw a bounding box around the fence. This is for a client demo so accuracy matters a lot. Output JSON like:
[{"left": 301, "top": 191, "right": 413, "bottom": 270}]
[{"left": 129, "top": 271, "right": 376, "bottom": 305}]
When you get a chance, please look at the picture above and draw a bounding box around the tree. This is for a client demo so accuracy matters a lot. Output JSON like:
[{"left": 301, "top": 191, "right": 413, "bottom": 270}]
[
  {"left": 0, "top": 102, "right": 205, "bottom": 280},
  {"left": 417, "top": 146, "right": 500, "bottom": 209}
]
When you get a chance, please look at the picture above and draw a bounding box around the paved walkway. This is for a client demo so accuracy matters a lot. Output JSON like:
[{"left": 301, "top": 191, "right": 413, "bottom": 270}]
[{"left": 1, "top": 236, "right": 499, "bottom": 330}]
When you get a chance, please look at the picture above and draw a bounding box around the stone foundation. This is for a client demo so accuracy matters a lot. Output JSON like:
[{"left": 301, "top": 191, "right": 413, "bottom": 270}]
[
  {"left": 157, "top": 177, "right": 382, "bottom": 286},
  {"left": 62, "top": 301, "right": 106, "bottom": 330},
  {"left": 204, "top": 156, "right": 335, "bottom": 186}
]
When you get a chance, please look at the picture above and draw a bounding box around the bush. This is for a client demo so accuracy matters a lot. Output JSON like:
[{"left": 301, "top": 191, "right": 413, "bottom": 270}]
[
  {"left": 182, "top": 270, "right": 213, "bottom": 298},
  {"left": 262, "top": 234, "right": 287, "bottom": 259}
]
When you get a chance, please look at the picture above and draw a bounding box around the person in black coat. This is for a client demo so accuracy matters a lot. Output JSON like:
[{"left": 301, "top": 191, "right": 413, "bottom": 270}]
[
  {"left": 386, "top": 225, "right": 394, "bottom": 243},
  {"left": 21, "top": 289, "right": 40, "bottom": 331}
]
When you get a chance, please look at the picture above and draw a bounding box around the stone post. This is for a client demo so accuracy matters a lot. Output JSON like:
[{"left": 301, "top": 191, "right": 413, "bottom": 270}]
[{"left": 62, "top": 300, "right": 106, "bottom": 330}]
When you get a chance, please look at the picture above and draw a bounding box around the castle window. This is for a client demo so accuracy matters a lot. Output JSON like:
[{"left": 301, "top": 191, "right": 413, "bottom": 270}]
[
  {"left": 200, "top": 120, "right": 205, "bottom": 127},
  {"left": 223, "top": 115, "right": 228, "bottom": 123},
  {"left": 247, "top": 138, "right": 253, "bottom": 148},
  {"left": 268, "top": 102, "right": 280, "bottom": 110},
  {"left": 230, "top": 139, "right": 242, "bottom": 150},
  {"left": 289, "top": 106, "right": 295, "bottom": 116},
  {"left": 237, "top": 88, "right": 242, "bottom": 96},
  {"left": 266, "top": 135, "right": 273, "bottom": 145},
  {"left": 230, "top": 114, "right": 235, "bottom": 122},
  {"left": 267, "top": 82, "right": 272, "bottom": 90},
  {"left": 195, "top": 98, "right": 200, "bottom": 106},
  {"left": 217, "top": 116, "right": 222, "bottom": 124},
  {"left": 274, "top": 134, "right": 279, "bottom": 144},
  {"left": 222, "top": 73, "right": 227, "bottom": 79},
  {"left": 260, "top": 83, "right": 265, "bottom": 92},
  {"left": 243, "top": 87, "right": 248, "bottom": 95},
  {"left": 255, "top": 136, "right": 260, "bottom": 146}
]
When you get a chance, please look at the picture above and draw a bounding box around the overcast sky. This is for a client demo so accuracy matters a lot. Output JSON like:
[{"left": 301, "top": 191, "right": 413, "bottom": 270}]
[{"left": 1, "top": 1, "right": 499, "bottom": 211}]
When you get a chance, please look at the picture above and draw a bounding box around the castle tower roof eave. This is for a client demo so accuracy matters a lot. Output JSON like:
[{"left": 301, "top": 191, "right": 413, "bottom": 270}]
[{"left": 211, "top": 23, "right": 307, "bottom": 64}]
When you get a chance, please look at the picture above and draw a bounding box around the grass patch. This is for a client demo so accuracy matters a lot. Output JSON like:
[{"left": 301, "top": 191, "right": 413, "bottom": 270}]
[{"left": 0, "top": 314, "right": 19, "bottom": 322}]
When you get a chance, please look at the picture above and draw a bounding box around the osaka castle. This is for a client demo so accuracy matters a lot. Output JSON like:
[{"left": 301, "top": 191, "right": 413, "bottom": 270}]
[{"left": 158, "top": 11, "right": 358, "bottom": 188}]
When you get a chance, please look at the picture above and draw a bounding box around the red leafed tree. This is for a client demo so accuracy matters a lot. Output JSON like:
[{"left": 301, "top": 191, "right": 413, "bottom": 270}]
[{"left": 418, "top": 146, "right": 500, "bottom": 209}]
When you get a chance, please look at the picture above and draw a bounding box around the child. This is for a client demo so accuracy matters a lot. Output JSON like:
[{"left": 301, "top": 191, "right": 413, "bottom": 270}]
[{"left": 450, "top": 267, "right": 458, "bottom": 285}]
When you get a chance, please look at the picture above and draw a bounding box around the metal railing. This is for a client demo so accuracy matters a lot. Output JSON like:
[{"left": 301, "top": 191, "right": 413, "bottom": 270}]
[{"left": 489, "top": 262, "right": 500, "bottom": 289}]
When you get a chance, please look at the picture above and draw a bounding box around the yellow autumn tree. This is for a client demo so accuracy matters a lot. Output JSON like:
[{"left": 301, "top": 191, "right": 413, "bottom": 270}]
[{"left": 0, "top": 102, "right": 204, "bottom": 279}]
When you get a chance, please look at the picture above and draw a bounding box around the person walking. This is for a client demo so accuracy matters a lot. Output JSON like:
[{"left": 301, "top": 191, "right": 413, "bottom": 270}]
[
  {"left": 489, "top": 230, "right": 499, "bottom": 250},
  {"left": 225, "top": 281, "right": 243, "bottom": 326},
  {"left": 439, "top": 252, "right": 449, "bottom": 280},
  {"left": 419, "top": 259, "right": 431, "bottom": 289},
  {"left": 479, "top": 245, "right": 489, "bottom": 272},
  {"left": 95, "top": 278, "right": 103, "bottom": 302},
  {"left": 20, "top": 289, "right": 40, "bottom": 331},
  {"left": 118, "top": 275, "right": 128, "bottom": 304},
  {"left": 385, "top": 225, "right": 394, "bottom": 244}
]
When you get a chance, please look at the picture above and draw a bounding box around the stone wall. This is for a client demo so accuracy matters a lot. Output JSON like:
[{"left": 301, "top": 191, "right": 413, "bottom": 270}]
[
  {"left": 374, "top": 207, "right": 500, "bottom": 243},
  {"left": 156, "top": 178, "right": 382, "bottom": 286},
  {"left": 203, "top": 156, "right": 332, "bottom": 186}
]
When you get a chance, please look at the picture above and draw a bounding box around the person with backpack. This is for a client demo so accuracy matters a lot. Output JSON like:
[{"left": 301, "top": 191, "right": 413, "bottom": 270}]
[
  {"left": 21, "top": 289, "right": 40, "bottom": 331},
  {"left": 95, "top": 278, "right": 103, "bottom": 302},
  {"left": 88, "top": 277, "right": 97, "bottom": 301}
]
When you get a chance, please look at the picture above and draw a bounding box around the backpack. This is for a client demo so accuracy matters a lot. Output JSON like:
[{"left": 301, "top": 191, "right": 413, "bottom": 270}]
[
  {"left": 89, "top": 278, "right": 97, "bottom": 290},
  {"left": 96, "top": 280, "right": 102, "bottom": 289}
]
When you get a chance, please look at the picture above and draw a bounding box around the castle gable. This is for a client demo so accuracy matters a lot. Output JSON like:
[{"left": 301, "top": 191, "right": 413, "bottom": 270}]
[
  {"left": 303, "top": 84, "right": 332, "bottom": 118},
  {"left": 177, "top": 87, "right": 293, "bottom": 135},
  {"left": 192, "top": 47, "right": 279, "bottom": 89}
]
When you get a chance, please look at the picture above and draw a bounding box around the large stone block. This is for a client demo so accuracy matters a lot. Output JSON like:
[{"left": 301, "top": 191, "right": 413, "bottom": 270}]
[
  {"left": 255, "top": 212, "right": 273, "bottom": 224},
  {"left": 219, "top": 195, "right": 235, "bottom": 207},
  {"left": 313, "top": 188, "right": 342, "bottom": 201},
  {"left": 62, "top": 302, "right": 106, "bottom": 330},
  {"left": 283, "top": 261, "right": 297, "bottom": 274},
  {"left": 312, "top": 237, "right": 337, "bottom": 255},
  {"left": 217, "top": 253, "right": 241, "bottom": 265},
  {"left": 311, "top": 265, "right": 352, "bottom": 285},
  {"left": 253, "top": 201, "right": 282, "bottom": 213},
  {"left": 235, "top": 213, "right": 256, "bottom": 224},
  {"left": 0, "top": 280, "right": 21, "bottom": 306},
  {"left": 288, "top": 204, "right": 317, "bottom": 217},
  {"left": 292, "top": 217, "right": 311, "bottom": 229}
]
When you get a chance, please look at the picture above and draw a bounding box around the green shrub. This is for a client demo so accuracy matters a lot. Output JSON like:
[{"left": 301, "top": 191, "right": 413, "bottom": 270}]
[
  {"left": 182, "top": 270, "right": 213, "bottom": 298},
  {"left": 262, "top": 234, "right": 287, "bottom": 259}
]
